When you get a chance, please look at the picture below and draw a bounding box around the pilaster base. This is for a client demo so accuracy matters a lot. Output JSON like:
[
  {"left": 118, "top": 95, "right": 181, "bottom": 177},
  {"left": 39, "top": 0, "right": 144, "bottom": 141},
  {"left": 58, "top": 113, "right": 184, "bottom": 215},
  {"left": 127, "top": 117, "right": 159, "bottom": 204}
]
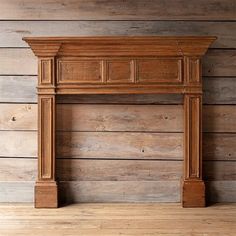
[
  {"left": 182, "top": 180, "right": 205, "bottom": 207},
  {"left": 35, "top": 181, "right": 58, "bottom": 208}
]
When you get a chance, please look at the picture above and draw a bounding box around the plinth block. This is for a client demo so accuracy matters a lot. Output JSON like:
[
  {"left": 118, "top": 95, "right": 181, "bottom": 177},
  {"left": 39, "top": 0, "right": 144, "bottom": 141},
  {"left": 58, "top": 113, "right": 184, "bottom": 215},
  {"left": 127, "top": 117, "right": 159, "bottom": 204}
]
[
  {"left": 35, "top": 182, "right": 58, "bottom": 208},
  {"left": 182, "top": 180, "right": 205, "bottom": 207}
]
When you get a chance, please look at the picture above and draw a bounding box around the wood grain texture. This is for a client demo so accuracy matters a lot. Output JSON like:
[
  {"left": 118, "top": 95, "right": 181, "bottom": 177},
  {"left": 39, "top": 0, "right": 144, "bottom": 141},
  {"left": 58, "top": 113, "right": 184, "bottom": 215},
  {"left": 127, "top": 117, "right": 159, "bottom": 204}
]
[
  {"left": 59, "top": 181, "right": 181, "bottom": 203},
  {"left": 203, "top": 105, "right": 236, "bottom": 132},
  {"left": 1, "top": 104, "right": 235, "bottom": 132},
  {"left": 1, "top": 181, "right": 233, "bottom": 203},
  {"left": 206, "top": 181, "right": 236, "bottom": 202},
  {"left": 0, "top": 131, "right": 37, "bottom": 157},
  {"left": 1, "top": 158, "right": 236, "bottom": 182},
  {"left": 0, "top": 49, "right": 36, "bottom": 75},
  {"left": 203, "top": 133, "right": 236, "bottom": 161},
  {"left": 56, "top": 159, "right": 182, "bottom": 181},
  {"left": 56, "top": 104, "right": 183, "bottom": 132},
  {"left": 0, "top": 158, "right": 182, "bottom": 181},
  {"left": 0, "top": 104, "right": 37, "bottom": 130},
  {"left": 204, "top": 161, "right": 236, "bottom": 180},
  {"left": 1, "top": 76, "right": 235, "bottom": 104},
  {"left": 1, "top": 203, "right": 236, "bottom": 236},
  {"left": 0, "top": 0, "right": 235, "bottom": 20},
  {"left": 0, "top": 0, "right": 234, "bottom": 205},
  {"left": 0, "top": 132, "right": 235, "bottom": 161},
  {"left": 0, "top": 182, "right": 34, "bottom": 202},
  {"left": 203, "top": 50, "right": 236, "bottom": 77},
  {"left": 0, "top": 158, "right": 36, "bottom": 181},
  {"left": 0, "top": 21, "right": 235, "bottom": 48},
  {"left": 0, "top": 76, "right": 37, "bottom": 103},
  {"left": 1, "top": 49, "right": 233, "bottom": 77},
  {"left": 203, "top": 77, "right": 236, "bottom": 104},
  {"left": 57, "top": 132, "right": 183, "bottom": 160}
]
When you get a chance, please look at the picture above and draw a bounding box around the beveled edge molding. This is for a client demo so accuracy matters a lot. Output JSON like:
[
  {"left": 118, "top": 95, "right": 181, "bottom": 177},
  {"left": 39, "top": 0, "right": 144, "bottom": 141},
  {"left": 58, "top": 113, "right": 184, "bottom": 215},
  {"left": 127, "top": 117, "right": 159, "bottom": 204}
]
[{"left": 23, "top": 36, "right": 217, "bottom": 57}]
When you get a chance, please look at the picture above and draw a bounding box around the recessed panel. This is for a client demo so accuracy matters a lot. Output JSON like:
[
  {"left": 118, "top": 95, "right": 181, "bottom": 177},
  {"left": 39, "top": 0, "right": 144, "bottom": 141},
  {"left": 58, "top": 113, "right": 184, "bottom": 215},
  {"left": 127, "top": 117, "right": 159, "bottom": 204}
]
[
  {"left": 137, "top": 59, "right": 182, "bottom": 84},
  {"left": 107, "top": 60, "right": 133, "bottom": 83},
  {"left": 58, "top": 60, "right": 102, "bottom": 84}
]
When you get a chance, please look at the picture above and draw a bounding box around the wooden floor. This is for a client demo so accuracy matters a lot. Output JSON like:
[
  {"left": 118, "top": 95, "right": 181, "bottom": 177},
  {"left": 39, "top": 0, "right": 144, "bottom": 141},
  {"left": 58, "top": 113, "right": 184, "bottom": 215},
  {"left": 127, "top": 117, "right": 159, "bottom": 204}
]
[{"left": 0, "top": 203, "right": 236, "bottom": 236}]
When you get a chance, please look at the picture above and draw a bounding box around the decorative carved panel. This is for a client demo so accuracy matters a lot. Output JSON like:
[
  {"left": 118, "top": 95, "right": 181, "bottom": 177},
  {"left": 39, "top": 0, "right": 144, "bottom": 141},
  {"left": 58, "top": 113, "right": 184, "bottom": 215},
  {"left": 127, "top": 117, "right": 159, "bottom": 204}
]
[{"left": 23, "top": 36, "right": 216, "bottom": 208}]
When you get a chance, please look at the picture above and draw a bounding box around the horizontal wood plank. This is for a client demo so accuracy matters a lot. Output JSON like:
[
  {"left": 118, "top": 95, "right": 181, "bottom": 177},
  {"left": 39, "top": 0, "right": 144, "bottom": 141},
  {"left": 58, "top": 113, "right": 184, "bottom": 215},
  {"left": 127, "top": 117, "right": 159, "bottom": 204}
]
[
  {"left": 1, "top": 158, "right": 235, "bottom": 182},
  {"left": 1, "top": 76, "right": 235, "bottom": 104},
  {"left": 0, "top": 182, "right": 34, "bottom": 202},
  {"left": 57, "top": 132, "right": 183, "bottom": 160},
  {"left": 0, "top": 104, "right": 37, "bottom": 130},
  {"left": 204, "top": 161, "right": 236, "bottom": 180},
  {"left": 203, "top": 50, "right": 236, "bottom": 77},
  {"left": 0, "top": 131, "right": 37, "bottom": 157},
  {"left": 206, "top": 181, "right": 236, "bottom": 202},
  {"left": 0, "top": 158, "right": 182, "bottom": 181},
  {"left": 59, "top": 181, "right": 181, "bottom": 203},
  {"left": 0, "top": 132, "right": 235, "bottom": 161},
  {"left": 56, "top": 104, "right": 183, "bottom": 132},
  {"left": 203, "top": 77, "right": 236, "bottom": 104},
  {"left": 0, "top": 21, "right": 235, "bottom": 48},
  {"left": 202, "top": 105, "right": 236, "bottom": 132},
  {"left": 0, "top": 181, "right": 234, "bottom": 203},
  {"left": 203, "top": 133, "right": 236, "bottom": 161},
  {"left": 1, "top": 104, "right": 236, "bottom": 133},
  {"left": 0, "top": 0, "right": 235, "bottom": 20},
  {"left": 0, "top": 49, "right": 36, "bottom": 75},
  {"left": 0, "top": 158, "right": 36, "bottom": 181},
  {"left": 0, "top": 76, "right": 37, "bottom": 103},
  {"left": 0, "top": 49, "right": 234, "bottom": 77},
  {"left": 57, "top": 159, "right": 182, "bottom": 181}
]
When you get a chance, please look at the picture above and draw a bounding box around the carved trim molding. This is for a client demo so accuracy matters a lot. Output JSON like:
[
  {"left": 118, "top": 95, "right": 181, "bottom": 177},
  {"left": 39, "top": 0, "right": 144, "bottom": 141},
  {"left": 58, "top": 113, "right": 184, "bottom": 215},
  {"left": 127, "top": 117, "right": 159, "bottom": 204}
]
[{"left": 23, "top": 36, "right": 216, "bottom": 208}]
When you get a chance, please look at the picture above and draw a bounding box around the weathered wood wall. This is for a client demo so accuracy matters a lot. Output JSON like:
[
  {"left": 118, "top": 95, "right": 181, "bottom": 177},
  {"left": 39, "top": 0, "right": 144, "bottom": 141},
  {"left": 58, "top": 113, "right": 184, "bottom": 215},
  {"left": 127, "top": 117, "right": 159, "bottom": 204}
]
[{"left": 0, "top": 0, "right": 235, "bottom": 203}]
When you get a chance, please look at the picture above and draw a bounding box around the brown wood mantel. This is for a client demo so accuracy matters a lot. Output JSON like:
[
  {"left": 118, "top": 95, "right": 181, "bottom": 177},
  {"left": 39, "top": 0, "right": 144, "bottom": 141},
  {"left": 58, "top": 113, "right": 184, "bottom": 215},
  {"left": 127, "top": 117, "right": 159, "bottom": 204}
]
[{"left": 23, "top": 36, "right": 216, "bottom": 208}]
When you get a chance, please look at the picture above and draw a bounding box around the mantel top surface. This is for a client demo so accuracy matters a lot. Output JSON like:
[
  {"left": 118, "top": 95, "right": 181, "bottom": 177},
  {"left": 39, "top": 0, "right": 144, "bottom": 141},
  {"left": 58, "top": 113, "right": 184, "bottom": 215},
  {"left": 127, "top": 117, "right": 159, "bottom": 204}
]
[{"left": 23, "top": 35, "right": 216, "bottom": 44}]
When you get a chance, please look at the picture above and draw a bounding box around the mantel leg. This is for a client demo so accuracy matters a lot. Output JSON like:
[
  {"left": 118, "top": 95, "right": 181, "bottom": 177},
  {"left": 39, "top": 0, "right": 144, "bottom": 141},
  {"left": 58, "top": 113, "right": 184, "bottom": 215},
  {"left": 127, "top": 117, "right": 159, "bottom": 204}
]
[
  {"left": 35, "top": 94, "right": 58, "bottom": 208},
  {"left": 182, "top": 94, "right": 205, "bottom": 207}
]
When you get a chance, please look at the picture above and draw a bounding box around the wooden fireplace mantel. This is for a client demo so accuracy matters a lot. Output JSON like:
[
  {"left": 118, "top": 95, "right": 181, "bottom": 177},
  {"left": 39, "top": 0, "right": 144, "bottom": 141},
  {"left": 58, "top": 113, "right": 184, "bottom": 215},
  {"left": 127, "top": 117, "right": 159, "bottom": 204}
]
[{"left": 23, "top": 36, "right": 216, "bottom": 208}]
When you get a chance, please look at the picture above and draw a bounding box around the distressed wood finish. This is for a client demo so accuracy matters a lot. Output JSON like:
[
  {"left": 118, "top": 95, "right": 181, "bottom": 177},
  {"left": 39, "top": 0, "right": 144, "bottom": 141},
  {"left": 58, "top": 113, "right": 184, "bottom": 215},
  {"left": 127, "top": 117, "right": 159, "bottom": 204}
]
[
  {"left": 23, "top": 36, "right": 215, "bottom": 208},
  {"left": 1, "top": 0, "right": 235, "bottom": 20},
  {"left": 1, "top": 77, "right": 236, "bottom": 104},
  {"left": 1, "top": 21, "right": 236, "bottom": 49},
  {"left": 2, "top": 48, "right": 236, "bottom": 77}
]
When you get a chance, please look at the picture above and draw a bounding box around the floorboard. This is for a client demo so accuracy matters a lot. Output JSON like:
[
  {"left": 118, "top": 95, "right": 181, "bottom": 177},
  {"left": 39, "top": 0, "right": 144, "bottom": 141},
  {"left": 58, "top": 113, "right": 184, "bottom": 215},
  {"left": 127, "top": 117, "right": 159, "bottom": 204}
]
[{"left": 0, "top": 203, "right": 235, "bottom": 235}]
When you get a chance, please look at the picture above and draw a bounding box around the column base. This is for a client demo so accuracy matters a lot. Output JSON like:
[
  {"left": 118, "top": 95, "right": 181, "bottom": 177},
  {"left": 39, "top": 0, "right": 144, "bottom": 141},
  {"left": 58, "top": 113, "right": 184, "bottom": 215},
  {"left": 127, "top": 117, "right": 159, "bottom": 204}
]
[
  {"left": 182, "top": 180, "right": 205, "bottom": 208},
  {"left": 35, "top": 181, "right": 58, "bottom": 208}
]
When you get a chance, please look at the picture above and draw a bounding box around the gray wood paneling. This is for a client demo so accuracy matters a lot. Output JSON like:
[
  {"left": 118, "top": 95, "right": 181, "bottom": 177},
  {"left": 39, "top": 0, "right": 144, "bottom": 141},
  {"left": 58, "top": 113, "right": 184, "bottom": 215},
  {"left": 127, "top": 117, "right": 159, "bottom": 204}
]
[
  {"left": 0, "top": 0, "right": 235, "bottom": 20},
  {"left": 1, "top": 77, "right": 235, "bottom": 104},
  {"left": 0, "top": 21, "right": 235, "bottom": 48},
  {"left": 1, "top": 49, "right": 235, "bottom": 77},
  {"left": 0, "top": 0, "right": 235, "bottom": 203},
  {"left": 59, "top": 181, "right": 181, "bottom": 203}
]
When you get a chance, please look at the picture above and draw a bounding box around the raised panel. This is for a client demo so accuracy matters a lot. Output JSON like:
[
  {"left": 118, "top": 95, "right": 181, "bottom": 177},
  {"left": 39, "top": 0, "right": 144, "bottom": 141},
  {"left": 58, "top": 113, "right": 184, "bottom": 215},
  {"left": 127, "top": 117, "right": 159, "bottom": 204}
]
[
  {"left": 57, "top": 59, "right": 103, "bottom": 84},
  {"left": 39, "top": 59, "right": 53, "bottom": 85},
  {"left": 38, "top": 96, "right": 55, "bottom": 180},
  {"left": 107, "top": 60, "right": 134, "bottom": 83},
  {"left": 184, "top": 95, "right": 202, "bottom": 179},
  {"left": 137, "top": 58, "right": 182, "bottom": 84},
  {"left": 185, "top": 57, "right": 201, "bottom": 84}
]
